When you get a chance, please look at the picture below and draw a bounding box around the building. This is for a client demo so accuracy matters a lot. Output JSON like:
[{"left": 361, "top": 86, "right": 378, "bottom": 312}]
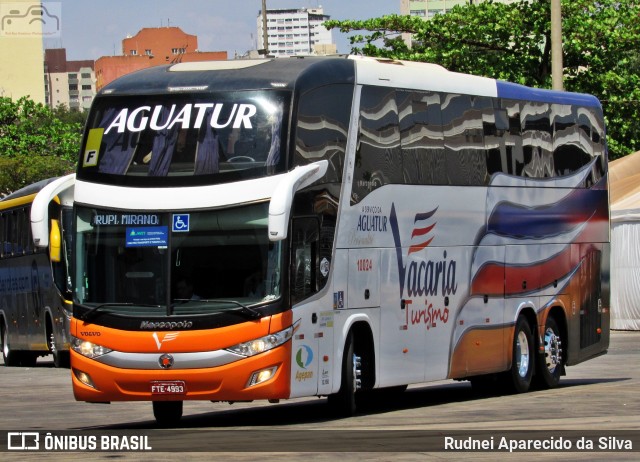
[
  {"left": 95, "top": 27, "right": 227, "bottom": 91},
  {"left": 257, "top": 8, "right": 336, "bottom": 57},
  {"left": 0, "top": 0, "right": 46, "bottom": 103},
  {"left": 401, "top": 0, "right": 517, "bottom": 18},
  {"left": 44, "top": 49, "right": 95, "bottom": 111},
  {"left": 400, "top": 0, "right": 518, "bottom": 46}
]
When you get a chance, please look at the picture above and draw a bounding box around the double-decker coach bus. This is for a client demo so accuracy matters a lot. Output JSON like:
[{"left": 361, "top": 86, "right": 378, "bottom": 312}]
[
  {"left": 1, "top": 174, "right": 75, "bottom": 367},
  {"left": 70, "top": 56, "right": 609, "bottom": 425}
]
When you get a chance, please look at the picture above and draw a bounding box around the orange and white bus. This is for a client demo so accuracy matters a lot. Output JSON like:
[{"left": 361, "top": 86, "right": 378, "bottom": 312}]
[
  {"left": 69, "top": 56, "right": 610, "bottom": 425},
  {"left": 1, "top": 175, "right": 75, "bottom": 367}
]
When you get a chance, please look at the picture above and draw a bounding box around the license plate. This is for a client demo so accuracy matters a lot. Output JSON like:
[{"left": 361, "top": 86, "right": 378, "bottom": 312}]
[{"left": 150, "top": 380, "right": 186, "bottom": 395}]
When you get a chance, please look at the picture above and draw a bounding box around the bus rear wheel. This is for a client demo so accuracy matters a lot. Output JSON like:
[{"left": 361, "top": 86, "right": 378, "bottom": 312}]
[
  {"left": 152, "top": 401, "right": 183, "bottom": 427},
  {"left": 2, "top": 321, "right": 21, "bottom": 367},
  {"left": 535, "top": 316, "right": 563, "bottom": 389},
  {"left": 504, "top": 316, "right": 534, "bottom": 393}
]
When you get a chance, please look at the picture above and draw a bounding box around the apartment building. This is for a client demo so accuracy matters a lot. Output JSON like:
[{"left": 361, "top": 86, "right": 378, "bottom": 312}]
[
  {"left": 257, "top": 8, "right": 336, "bottom": 57},
  {"left": 401, "top": 0, "right": 517, "bottom": 18},
  {"left": 44, "top": 48, "right": 95, "bottom": 110}
]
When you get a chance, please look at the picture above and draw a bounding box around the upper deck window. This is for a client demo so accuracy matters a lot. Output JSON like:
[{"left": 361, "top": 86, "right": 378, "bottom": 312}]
[{"left": 78, "top": 91, "right": 290, "bottom": 187}]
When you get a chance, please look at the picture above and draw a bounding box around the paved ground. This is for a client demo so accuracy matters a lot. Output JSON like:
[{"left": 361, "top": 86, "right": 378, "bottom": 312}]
[{"left": 1, "top": 331, "right": 638, "bottom": 461}]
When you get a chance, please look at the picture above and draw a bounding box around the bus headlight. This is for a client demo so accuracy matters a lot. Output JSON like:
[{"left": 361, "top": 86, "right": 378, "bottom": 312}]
[
  {"left": 71, "top": 336, "right": 112, "bottom": 359},
  {"left": 226, "top": 324, "right": 296, "bottom": 357}
]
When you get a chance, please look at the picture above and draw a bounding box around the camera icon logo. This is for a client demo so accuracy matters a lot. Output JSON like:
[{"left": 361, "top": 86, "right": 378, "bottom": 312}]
[{"left": 1, "top": 2, "right": 61, "bottom": 38}]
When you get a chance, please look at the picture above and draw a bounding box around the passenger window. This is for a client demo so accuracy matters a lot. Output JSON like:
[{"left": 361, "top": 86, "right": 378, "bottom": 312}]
[
  {"left": 441, "top": 94, "right": 489, "bottom": 186},
  {"left": 294, "top": 84, "right": 353, "bottom": 184},
  {"left": 352, "top": 86, "right": 402, "bottom": 204},
  {"left": 398, "top": 90, "right": 446, "bottom": 185}
]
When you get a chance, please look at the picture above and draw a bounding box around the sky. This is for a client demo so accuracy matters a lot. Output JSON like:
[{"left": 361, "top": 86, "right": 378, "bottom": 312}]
[{"left": 43, "top": 0, "right": 400, "bottom": 61}]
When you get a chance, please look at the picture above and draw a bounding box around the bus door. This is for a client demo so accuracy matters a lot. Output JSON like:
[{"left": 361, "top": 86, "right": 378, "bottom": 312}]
[
  {"left": 289, "top": 217, "right": 322, "bottom": 397},
  {"left": 578, "top": 244, "right": 606, "bottom": 352}
]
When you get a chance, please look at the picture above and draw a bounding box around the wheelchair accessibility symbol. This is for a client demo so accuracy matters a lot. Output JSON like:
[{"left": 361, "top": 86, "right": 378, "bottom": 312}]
[{"left": 172, "top": 214, "right": 190, "bottom": 232}]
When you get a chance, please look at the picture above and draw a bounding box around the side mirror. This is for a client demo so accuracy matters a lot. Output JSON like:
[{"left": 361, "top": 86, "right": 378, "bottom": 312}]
[
  {"left": 49, "top": 219, "right": 61, "bottom": 263},
  {"left": 268, "top": 160, "right": 328, "bottom": 241}
]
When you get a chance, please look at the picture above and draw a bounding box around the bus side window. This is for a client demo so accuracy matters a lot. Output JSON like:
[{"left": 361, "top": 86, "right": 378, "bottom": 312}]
[
  {"left": 290, "top": 217, "right": 320, "bottom": 304},
  {"left": 398, "top": 90, "right": 446, "bottom": 186},
  {"left": 294, "top": 83, "right": 353, "bottom": 182},
  {"left": 352, "top": 86, "right": 403, "bottom": 205}
]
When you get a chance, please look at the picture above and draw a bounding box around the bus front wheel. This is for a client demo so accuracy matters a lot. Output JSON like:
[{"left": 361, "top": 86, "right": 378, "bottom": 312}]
[
  {"left": 535, "top": 316, "right": 563, "bottom": 389},
  {"left": 47, "top": 318, "right": 70, "bottom": 368},
  {"left": 328, "top": 332, "right": 361, "bottom": 416},
  {"left": 152, "top": 401, "right": 183, "bottom": 427}
]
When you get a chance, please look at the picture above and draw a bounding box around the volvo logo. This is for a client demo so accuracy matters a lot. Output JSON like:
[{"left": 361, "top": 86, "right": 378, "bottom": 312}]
[{"left": 158, "top": 354, "right": 174, "bottom": 369}]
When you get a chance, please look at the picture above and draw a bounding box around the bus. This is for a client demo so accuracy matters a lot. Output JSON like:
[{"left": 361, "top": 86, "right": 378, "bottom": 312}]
[
  {"left": 69, "top": 56, "right": 610, "bottom": 425},
  {"left": 1, "top": 174, "right": 75, "bottom": 367}
]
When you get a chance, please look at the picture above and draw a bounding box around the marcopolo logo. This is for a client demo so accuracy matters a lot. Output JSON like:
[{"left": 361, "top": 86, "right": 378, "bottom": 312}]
[
  {"left": 1, "top": 3, "right": 61, "bottom": 38},
  {"left": 140, "top": 320, "right": 193, "bottom": 330}
]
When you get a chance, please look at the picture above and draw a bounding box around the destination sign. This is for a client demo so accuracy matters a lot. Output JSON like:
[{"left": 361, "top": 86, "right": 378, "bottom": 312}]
[{"left": 92, "top": 213, "right": 161, "bottom": 226}]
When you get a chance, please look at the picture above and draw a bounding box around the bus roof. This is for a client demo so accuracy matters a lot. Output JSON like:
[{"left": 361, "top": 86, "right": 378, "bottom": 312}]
[
  {"left": 99, "top": 56, "right": 356, "bottom": 95},
  {"left": 97, "top": 55, "right": 601, "bottom": 109},
  {"left": 1, "top": 177, "right": 60, "bottom": 205}
]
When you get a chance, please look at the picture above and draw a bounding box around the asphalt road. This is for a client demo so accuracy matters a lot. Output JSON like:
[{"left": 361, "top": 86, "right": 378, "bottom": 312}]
[{"left": 1, "top": 330, "right": 638, "bottom": 461}]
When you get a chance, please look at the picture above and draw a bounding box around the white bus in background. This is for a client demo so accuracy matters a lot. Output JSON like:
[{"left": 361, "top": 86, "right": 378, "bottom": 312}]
[{"left": 68, "top": 56, "right": 610, "bottom": 425}]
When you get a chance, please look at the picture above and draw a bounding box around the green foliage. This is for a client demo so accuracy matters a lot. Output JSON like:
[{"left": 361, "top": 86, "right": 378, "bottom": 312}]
[
  {"left": 0, "top": 96, "right": 80, "bottom": 195},
  {"left": 325, "top": 0, "right": 640, "bottom": 159},
  {"left": 0, "top": 156, "right": 75, "bottom": 198}
]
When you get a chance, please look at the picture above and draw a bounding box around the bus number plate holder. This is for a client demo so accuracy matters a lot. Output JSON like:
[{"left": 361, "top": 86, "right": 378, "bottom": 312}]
[{"left": 150, "top": 380, "right": 186, "bottom": 395}]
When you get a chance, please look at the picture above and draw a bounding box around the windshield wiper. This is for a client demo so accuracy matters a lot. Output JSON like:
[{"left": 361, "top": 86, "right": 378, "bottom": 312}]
[
  {"left": 77, "top": 302, "right": 162, "bottom": 322},
  {"left": 193, "top": 299, "right": 263, "bottom": 320}
]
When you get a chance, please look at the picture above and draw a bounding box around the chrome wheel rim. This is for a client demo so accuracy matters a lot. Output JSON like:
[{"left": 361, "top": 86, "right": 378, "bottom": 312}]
[
  {"left": 516, "top": 330, "right": 530, "bottom": 378},
  {"left": 543, "top": 327, "right": 562, "bottom": 374},
  {"left": 2, "top": 325, "right": 9, "bottom": 359}
]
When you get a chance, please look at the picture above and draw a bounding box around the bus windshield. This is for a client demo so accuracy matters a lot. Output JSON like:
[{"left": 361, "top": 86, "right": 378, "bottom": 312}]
[
  {"left": 74, "top": 202, "right": 282, "bottom": 317},
  {"left": 79, "top": 91, "right": 290, "bottom": 186}
]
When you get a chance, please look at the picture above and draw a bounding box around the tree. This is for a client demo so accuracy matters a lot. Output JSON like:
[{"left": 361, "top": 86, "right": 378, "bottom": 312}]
[
  {"left": 325, "top": 0, "right": 640, "bottom": 159},
  {"left": 0, "top": 96, "right": 80, "bottom": 196}
]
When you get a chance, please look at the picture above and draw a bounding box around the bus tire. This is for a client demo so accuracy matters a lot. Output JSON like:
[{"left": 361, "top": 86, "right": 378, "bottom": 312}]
[
  {"left": 47, "top": 318, "right": 70, "bottom": 368},
  {"left": 153, "top": 401, "right": 183, "bottom": 427},
  {"left": 2, "top": 321, "right": 21, "bottom": 367},
  {"left": 535, "top": 316, "right": 563, "bottom": 389},
  {"left": 328, "top": 332, "right": 360, "bottom": 417},
  {"left": 505, "top": 316, "right": 534, "bottom": 393}
]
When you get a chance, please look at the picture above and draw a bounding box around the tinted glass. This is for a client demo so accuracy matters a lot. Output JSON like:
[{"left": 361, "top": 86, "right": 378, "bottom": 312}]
[
  {"left": 294, "top": 84, "right": 353, "bottom": 183},
  {"left": 352, "top": 86, "right": 403, "bottom": 204},
  {"left": 79, "top": 91, "right": 290, "bottom": 187}
]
